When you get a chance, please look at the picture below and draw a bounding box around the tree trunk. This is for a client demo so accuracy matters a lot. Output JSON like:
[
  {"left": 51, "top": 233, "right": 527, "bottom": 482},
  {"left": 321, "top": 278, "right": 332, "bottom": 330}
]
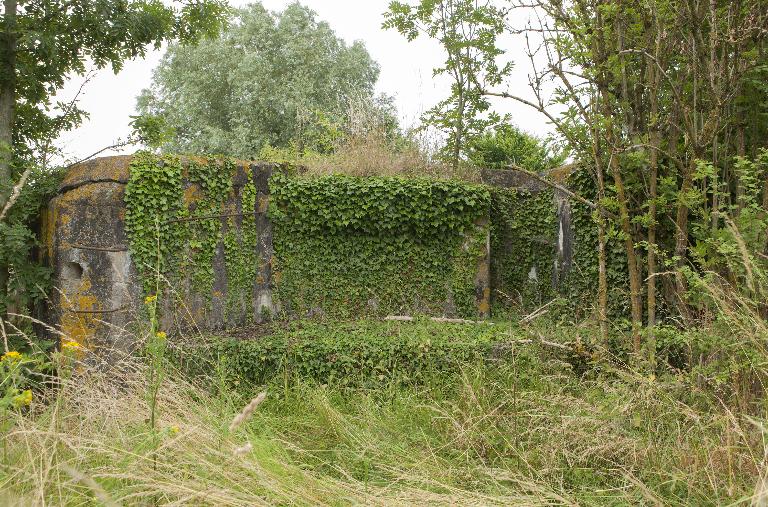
[
  {"left": 673, "top": 155, "right": 698, "bottom": 324},
  {"left": 596, "top": 175, "right": 609, "bottom": 345},
  {"left": 589, "top": 99, "right": 609, "bottom": 345},
  {"left": 600, "top": 87, "right": 644, "bottom": 357},
  {"left": 735, "top": 123, "right": 746, "bottom": 213},
  {"left": 452, "top": 84, "right": 465, "bottom": 173},
  {"left": 646, "top": 56, "right": 660, "bottom": 368},
  {"left": 609, "top": 145, "right": 644, "bottom": 356},
  {"left": 593, "top": 1, "right": 642, "bottom": 355},
  {"left": 0, "top": 0, "right": 18, "bottom": 318}
]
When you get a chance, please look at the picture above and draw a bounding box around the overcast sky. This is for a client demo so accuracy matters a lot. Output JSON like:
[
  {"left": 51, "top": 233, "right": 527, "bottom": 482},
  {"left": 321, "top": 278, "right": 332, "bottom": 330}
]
[{"left": 55, "top": 0, "right": 553, "bottom": 162}]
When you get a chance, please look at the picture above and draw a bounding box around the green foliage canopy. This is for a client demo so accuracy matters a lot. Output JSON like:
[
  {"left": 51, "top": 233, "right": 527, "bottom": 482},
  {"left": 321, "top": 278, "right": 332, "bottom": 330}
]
[
  {"left": 4, "top": 0, "right": 228, "bottom": 164},
  {"left": 0, "top": 0, "right": 228, "bottom": 316},
  {"left": 138, "top": 2, "right": 383, "bottom": 158},
  {"left": 384, "top": 0, "right": 511, "bottom": 170},
  {"left": 466, "top": 124, "right": 566, "bottom": 172}
]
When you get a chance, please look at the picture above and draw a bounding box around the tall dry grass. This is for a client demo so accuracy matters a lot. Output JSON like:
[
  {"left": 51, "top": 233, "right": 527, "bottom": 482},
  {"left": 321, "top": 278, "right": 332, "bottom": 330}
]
[
  {"left": 260, "top": 93, "right": 481, "bottom": 182},
  {"left": 3, "top": 221, "right": 768, "bottom": 505},
  {"left": 0, "top": 356, "right": 571, "bottom": 506}
]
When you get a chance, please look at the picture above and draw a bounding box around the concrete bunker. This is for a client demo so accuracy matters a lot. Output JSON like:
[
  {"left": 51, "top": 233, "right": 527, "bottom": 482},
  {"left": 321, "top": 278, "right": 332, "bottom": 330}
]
[{"left": 42, "top": 155, "right": 500, "bottom": 357}]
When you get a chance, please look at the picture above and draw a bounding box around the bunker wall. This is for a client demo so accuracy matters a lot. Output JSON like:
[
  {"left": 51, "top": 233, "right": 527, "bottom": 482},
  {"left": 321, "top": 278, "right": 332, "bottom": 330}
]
[{"left": 43, "top": 154, "right": 493, "bottom": 356}]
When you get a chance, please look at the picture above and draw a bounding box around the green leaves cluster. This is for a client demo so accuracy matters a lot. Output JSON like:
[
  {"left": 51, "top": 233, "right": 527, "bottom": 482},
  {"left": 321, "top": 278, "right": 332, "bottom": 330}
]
[
  {"left": 124, "top": 152, "right": 185, "bottom": 293},
  {"left": 270, "top": 171, "right": 489, "bottom": 238},
  {"left": 138, "top": 2, "right": 383, "bottom": 158},
  {"left": 125, "top": 152, "right": 491, "bottom": 322},
  {"left": 5, "top": 0, "right": 228, "bottom": 164},
  {"left": 466, "top": 125, "right": 566, "bottom": 172},
  {"left": 270, "top": 172, "right": 489, "bottom": 319},
  {"left": 490, "top": 187, "right": 558, "bottom": 310},
  {"left": 384, "top": 0, "right": 511, "bottom": 168},
  {"left": 125, "top": 152, "right": 261, "bottom": 323},
  {"left": 0, "top": 166, "right": 63, "bottom": 315},
  {"left": 488, "top": 170, "right": 631, "bottom": 320},
  {"left": 210, "top": 319, "right": 500, "bottom": 387},
  {"left": 125, "top": 152, "right": 259, "bottom": 325}
]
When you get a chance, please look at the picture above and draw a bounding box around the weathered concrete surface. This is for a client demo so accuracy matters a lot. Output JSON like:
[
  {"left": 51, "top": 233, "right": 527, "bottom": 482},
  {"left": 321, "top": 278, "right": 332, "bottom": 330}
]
[
  {"left": 480, "top": 167, "right": 550, "bottom": 193},
  {"left": 43, "top": 155, "right": 494, "bottom": 356},
  {"left": 552, "top": 189, "right": 574, "bottom": 288},
  {"left": 252, "top": 162, "right": 277, "bottom": 322},
  {"left": 42, "top": 155, "right": 279, "bottom": 357},
  {"left": 43, "top": 156, "right": 140, "bottom": 362}
]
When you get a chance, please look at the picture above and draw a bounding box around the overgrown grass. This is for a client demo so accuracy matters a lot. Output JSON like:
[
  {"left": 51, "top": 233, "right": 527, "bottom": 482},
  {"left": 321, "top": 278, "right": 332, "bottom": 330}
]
[{"left": 2, "top": 318, "right": 766, "bottom": 505}]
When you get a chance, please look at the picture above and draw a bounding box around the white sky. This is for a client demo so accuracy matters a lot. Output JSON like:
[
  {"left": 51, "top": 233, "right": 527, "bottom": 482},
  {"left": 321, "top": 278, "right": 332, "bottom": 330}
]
[{"left": 55, "top": 0, "right": 553, "bottom": 162}]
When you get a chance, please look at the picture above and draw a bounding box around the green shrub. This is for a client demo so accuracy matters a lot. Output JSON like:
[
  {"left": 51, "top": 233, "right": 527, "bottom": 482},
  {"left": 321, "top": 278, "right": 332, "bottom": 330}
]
[{"left": 200, "top": 319, "right": 505, "bottom": 387}]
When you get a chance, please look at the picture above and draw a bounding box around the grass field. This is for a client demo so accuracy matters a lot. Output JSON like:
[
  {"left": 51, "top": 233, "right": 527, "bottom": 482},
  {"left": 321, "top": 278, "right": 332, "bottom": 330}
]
[{"left": 1, "top": 318, "right": 766, "bottom": 506}]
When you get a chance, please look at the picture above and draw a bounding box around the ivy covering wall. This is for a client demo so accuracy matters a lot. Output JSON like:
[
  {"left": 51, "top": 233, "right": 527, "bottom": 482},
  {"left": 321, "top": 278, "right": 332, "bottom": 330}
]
[
  {"left": 125, "top": 152, "right": 260, "bottom": 327},
  {"left": 488, "top": 168, "right": 630, "bottom": 320},
  {"left": 123, "top": 152, "right": 491, "bottom": 325},
  {"left": 559, "top": 169, "right": 631, "bottom": 319},
  {"left": 490, "top": 187, "right": 558, "bottom": 309},
  {"left": 269, "top": 172, "right": 491, "bottom": 319}
]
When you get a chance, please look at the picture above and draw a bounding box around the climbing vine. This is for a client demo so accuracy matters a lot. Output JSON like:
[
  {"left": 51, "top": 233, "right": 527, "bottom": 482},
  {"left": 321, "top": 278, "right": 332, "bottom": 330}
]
[
  {"left": 126, "top": 153, "right": 260, "bottom": 325},
  {"left": 269, "top": 172, "right": 490, "bottom": 319},
  {"left": 488, "top": 168, "right": 630, "bottom": 319},
  {"left": 490, "top": 187, "right": 557, "bottom": 310},
  {"left": 124, "top": 152, "right": 185, "bottom": 293},
  {"left": 559, "top": 168, "right": 630, "bottom": 319},
  {"left": 223, "top": 181, "right": 259, "bottom": 324},
  {"left": 124, "top": 150, "right": 628, "bottom": 325},
  {"left": 181, "top": 158, "right": 233, "bottom": 300},
  {"left": 125, "top": 154, "right": 492, "bottom": 323}
]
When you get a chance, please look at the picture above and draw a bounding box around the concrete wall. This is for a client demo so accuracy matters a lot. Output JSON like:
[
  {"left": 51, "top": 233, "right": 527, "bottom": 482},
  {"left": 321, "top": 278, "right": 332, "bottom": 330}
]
[
  {"left": 42, "top": 156, "right": 275, "bottom": 359},
  {"left": 42, "top": 155, "right": 492, "bottom": 357},
  {"left": 481, "top": 166, "right": 576, "bottom": 306}
]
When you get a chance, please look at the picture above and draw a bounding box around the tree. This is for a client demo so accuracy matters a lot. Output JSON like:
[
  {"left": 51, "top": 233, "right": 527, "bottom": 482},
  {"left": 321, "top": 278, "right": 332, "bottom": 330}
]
[
  {"left": 404, "top": 0, "right": 768, "bottom": 363},
  {"left": 465, "top": 124, "right": 565, "bottom": 172},
  {"left": 514, "top": 0, "right": 768, "bottom": 359},
  {"left": 138, "top": 2, "right": 382, "bottom": 158},
  {"left": 0, "top": 0, "right": 228, "bottom": 317},
  {"left": 384, "top": 0, "right": 510, "bottom": 171}
]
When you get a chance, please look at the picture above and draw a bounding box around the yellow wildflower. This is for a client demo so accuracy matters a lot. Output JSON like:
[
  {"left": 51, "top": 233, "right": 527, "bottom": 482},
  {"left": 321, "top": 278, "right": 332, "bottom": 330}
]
[
  {"left": 155, "top": 331, "right": 167, "bottom": 340},
  {"left": 61, "top": 339, "right": 82, "bottom": 350},
  {"left": 169, "top": 425, "right": 180, "bottom": 435},
  {"left": 1, "top": 351, "right": 21, "bottom": 362},
  {"left": 145, "top": 294, "right": 157, "bottom": 305},
  {"left": 12, "top": 389, "right": 32, "bottom": 408}
]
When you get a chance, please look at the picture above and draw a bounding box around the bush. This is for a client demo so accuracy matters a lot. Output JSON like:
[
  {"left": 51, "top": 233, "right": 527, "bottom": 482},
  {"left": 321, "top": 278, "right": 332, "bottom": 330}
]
[{"left": 199, "top": 319, "right": 505, "bottom": 387}]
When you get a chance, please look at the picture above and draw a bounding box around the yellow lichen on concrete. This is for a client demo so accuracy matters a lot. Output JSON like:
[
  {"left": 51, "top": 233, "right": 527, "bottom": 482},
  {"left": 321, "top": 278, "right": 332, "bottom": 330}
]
[
  {"left": 477, "top": 287, "right": 491, "bottom": 315},
  {"left": 59, "top": 211, "right": 72, "bottom": 226},
  {"left": 60, "top": 155, "right": 132, "bottom": 189},
  {"left": 60, "top": 276, "right": 101, "bottom": 350},
  {"left": 60, "top": 180, "right": 120, "bottom": 204},
  {"left": 183, "top": 184, "right": 203, "bottom": 206},
  {"left": 545, "top": 163, "right": 578, "bottom": 183},
  {"left": 257, "top": 195, "right": 269, "bottom": 213}
]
